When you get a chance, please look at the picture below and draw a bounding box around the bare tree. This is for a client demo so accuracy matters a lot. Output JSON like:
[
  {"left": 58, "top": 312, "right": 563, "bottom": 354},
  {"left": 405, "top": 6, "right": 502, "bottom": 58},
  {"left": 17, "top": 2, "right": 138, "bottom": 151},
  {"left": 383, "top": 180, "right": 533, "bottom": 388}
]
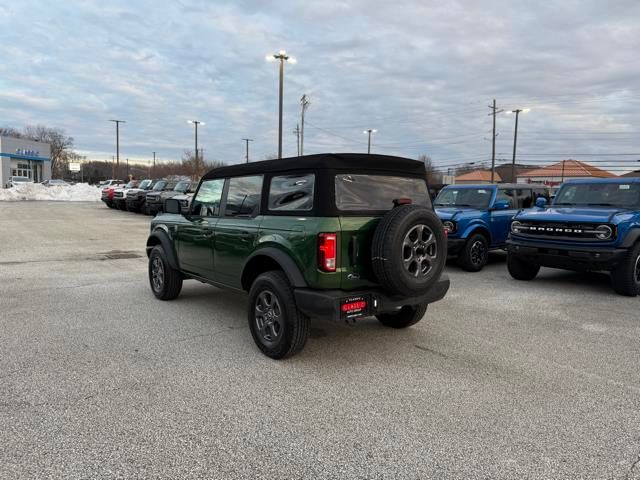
[
  {"left": 0, "top": 127, "right": 22, "bottom": 138},
  {"left": 22, "top": 125, "right": 74, "bottom": 178}
]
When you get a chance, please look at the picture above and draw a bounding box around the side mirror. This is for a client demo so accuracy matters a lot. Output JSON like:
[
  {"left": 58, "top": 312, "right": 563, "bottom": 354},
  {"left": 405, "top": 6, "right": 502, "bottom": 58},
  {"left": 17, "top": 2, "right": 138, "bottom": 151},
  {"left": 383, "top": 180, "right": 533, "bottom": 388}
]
[
  {"left": 492, "top": 199, "right": 511, "bottom": 210},
  {"left": 535, "top": 197, "right": 547, "bottom": 208},
  {"left": 165, "top": 198, "right": 182, "bottom": 215}
]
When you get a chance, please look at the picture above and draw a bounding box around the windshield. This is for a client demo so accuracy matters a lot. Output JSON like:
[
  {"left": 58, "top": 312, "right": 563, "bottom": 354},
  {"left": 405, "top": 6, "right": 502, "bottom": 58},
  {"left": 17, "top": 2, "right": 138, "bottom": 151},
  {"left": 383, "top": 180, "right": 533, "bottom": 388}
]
[
  {"left": 152, "top": 180, "right": 167, "bottom": 191},
  {"left": 553, "top": 183, "right": 640, "bottom": 209},
  {"left": 125, "top": 181, "right": 136, "bottom": 188},
  {"left": 335, "top": 174, "right": 430, "bottom": 211},
  {"left": 12, "top": 176, "right": 31, "bottom": 182},
  {"left": 139, "top": 179, "right": 152, "bottom": 189},
  {"left": 434, "top": 187, "right": 493, "bottom": 208},
  {"left": 174, "top": 181, "right": 189, "bottom": 192}
]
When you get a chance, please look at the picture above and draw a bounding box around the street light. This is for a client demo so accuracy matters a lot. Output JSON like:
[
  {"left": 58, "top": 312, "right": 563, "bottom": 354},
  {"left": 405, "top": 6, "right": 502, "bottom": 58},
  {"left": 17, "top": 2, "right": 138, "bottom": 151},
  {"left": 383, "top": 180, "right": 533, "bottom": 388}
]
[
  {"left": 505, "top": 108, "right": 530, "bottom": 182},
  {"left": 109, "top": 119, "right": 126, "bottom": 179},
  {"left": 187, "top": 120, "right": 205, "bottom": 178},
  {"left": 363, "top": 129, "right": 377, "bottom": 154},
  {"left": 266, "top": 50, "right": 296, "bottom": 158}
]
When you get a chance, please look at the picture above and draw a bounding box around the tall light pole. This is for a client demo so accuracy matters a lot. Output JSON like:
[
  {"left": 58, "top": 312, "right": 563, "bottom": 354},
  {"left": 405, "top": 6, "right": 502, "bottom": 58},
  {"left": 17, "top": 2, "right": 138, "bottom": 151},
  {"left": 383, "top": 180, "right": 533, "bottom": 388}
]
[
  {"left": 109, "top": 119, "right": 125, "bottom": 179},
  {"left": 364, "top": 129, "right": 377, "bottom": 154},
  {"left": 242, "top": 138, "right": 253, "bottom": 163},
  {"left": 266, "top": 50, "right": 296, "bottom": 158},
  {"left": 506, "top": 108, "right": 529, "bottom": 182},
  {"left": 187, "top": 120, "right": 204, "bottom": 177},
  {"left": 152, "top": 151, "right": 156, "bottom": 177}
]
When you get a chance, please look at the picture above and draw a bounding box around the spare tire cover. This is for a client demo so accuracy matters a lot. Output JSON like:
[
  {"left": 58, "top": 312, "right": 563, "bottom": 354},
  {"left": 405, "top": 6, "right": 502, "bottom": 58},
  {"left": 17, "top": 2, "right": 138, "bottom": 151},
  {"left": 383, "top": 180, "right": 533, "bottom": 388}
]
[{"left": 371, "top": 204, "right": 446, "bottom": 295}]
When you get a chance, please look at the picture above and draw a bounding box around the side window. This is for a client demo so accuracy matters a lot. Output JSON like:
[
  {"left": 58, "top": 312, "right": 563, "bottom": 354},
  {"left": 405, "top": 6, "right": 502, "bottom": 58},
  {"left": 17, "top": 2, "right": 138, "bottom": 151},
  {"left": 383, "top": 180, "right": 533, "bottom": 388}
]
[
  {"left": 517, "top": 189, "right": 533, "bottom": 208},
  {"left": 269, "top": 173, "right": 315, "bottom": 211},
  {"left": 224, "top": 175, "right": 263, "bottom": 217},
  {"left": 192, "top": 179, "right": 225, "bottom": 217},
  {"left": 496, "top": 188, "right": 516, "bottom": 209}
]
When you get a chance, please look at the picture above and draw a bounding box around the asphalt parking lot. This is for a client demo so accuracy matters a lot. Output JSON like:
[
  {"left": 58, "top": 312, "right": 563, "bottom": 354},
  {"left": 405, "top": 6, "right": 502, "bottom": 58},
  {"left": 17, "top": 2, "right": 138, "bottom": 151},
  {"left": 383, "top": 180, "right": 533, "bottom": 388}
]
[{"left": 1, "top": 202, "right": 640, "bottom": 479}]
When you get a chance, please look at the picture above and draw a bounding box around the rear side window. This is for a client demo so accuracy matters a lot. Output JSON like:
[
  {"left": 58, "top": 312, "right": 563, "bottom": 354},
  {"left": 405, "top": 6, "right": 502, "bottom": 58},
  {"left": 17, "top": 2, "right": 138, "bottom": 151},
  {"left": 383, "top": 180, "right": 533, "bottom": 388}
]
[
  {"left": 224, "top": 175, "right": 263, "bottom": 217},
  {"left": 496, "top": 188, "right": 516, "bottom": 208},
  {"left": 192, "top": 178, "right": 225, "bottom": 217},
  {"left": 269, "top": 174, "right": 315, "bottom": 211},
  {"left": 335, "top": 174, "right": 430, "bottom": 211},
  {"left": 517, "top": 188, "right": 533, "bottom": 208}
]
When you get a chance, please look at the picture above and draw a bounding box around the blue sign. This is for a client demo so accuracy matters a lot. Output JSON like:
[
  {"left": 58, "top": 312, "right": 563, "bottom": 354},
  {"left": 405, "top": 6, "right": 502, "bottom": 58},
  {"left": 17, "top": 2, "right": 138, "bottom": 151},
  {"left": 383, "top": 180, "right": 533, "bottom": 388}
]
[{"left": 15, "top": 148, "right": 40, "bottom": 157}]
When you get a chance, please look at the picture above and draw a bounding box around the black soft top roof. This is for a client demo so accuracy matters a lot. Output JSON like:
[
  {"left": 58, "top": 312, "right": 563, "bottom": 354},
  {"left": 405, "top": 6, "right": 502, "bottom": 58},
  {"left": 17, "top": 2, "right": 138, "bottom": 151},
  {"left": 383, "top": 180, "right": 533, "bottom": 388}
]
[{"left": 202, "top": 153, "right": 426, "bottom": 180}]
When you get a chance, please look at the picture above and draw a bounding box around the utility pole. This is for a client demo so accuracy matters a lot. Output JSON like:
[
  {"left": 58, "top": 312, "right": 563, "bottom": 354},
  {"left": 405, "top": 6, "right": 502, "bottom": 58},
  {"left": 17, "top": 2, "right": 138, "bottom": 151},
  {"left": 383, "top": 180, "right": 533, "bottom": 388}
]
[
  {"left": 293, "top": 124, "right": 300, "bottom": 156},
  {"left": 242, "top": 138, "right": 253, "bottom": 163},
  {"left": 188, "top": 120, "right": 204, "bottom": 177},
  {"left": 111, "top": 155, "right": 115, "bottom": 179},
  {"left": 109, "top": 119, "right": 125, "bottom": 179},
  {"left": 561, "top": 159, "right": 566, "bottom": 183},
  {"left": 300, "top": 94, "right": 310, "bottom": 155},
  {"left": 126, "top": 158, "right": 129, "bottom": 179},
  {"left": 364, "top": 129, "right": 377, "bottom": 154},
  {"left": 152, "top": 152, "right": 156, "bottom": 177},
  {"left": 488, "top": 99, "right": 503, "bottom": 183},
  {"left": 508, "top": 108, "right": 530, "bottom": 183}
]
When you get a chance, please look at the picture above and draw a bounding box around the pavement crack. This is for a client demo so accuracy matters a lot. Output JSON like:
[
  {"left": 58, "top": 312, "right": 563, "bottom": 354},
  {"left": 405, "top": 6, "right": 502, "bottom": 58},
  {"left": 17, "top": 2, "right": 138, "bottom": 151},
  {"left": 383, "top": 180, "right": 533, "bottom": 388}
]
[
  {"left": 414, "top": 344, "right": 448, "bottom": 358},
  {"left": 626, "top": 449, "right": 640, "bottom": 480}
]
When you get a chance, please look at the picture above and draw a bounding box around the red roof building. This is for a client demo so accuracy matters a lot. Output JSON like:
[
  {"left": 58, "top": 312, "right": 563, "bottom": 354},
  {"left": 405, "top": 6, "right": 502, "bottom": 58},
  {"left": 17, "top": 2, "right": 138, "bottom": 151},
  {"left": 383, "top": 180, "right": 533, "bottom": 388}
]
[
  {"left": 454, "top": 170, "right": 502, "bottom": 184},
  {"left": 516, "top": 160, "right": 615, "bottom": 186}
]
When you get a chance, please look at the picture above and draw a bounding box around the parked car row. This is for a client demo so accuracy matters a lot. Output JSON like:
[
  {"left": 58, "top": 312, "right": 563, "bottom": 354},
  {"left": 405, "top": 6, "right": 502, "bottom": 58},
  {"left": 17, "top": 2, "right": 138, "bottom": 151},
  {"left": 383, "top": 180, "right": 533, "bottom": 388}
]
[
  {"left": 434, "top": 178, "right": 640, "bottom": 296},
  {"left": 101, "top": 178, "right": 196, "bottom": 215}
]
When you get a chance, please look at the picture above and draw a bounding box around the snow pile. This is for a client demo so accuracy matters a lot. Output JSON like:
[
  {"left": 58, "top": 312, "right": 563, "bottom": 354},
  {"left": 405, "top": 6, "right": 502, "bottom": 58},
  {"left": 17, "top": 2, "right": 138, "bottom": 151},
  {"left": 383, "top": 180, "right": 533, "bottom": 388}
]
[{"left": 0, "top": 183, "right": 102, "bottom": 202}]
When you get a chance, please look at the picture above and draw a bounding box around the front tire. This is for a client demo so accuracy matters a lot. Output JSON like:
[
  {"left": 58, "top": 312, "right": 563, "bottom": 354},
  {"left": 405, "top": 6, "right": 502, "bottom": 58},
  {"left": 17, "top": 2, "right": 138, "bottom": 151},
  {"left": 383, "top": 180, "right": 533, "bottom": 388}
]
[
  {"left": 148, "top": 245, "right": 183, "bottom": 300},
  {"left": 376, "top": 303, "right": 428, "bottom": 329},
  {"left": 248, "top": 271, "right": 309, "bottom": 359},
  {"left": 611, "top": 242, "right": 640, "bottom": 297},
  {"left": 458, "top": 233, "right": 489, "bottom": 272},
  {"left": 507, "top": 253, "right": 540, "bottom": 281}
]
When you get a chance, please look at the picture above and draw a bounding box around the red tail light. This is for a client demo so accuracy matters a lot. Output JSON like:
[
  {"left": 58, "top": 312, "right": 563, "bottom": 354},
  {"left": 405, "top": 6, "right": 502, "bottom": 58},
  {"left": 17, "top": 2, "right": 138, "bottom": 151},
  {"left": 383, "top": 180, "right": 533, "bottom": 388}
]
[{"left": 318, "top": 233, "right": 337, "bottom": 272}]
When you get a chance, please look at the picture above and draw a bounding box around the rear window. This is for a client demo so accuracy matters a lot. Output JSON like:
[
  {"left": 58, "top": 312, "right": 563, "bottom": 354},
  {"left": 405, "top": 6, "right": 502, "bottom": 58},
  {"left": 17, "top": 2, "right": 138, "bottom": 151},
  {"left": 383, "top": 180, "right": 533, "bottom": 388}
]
[
  {"left": 269, "top": 174, "right": 315, "bottom": 211},
  {"left": 335, "top": 174, "right": 430, "bottom": 211}
]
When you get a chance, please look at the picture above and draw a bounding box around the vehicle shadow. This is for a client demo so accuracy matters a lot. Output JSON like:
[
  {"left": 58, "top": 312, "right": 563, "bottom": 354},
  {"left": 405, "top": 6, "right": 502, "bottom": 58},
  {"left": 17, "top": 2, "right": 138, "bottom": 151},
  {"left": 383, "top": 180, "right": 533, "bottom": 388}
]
[{"left": 174, "top": 283, "right": 434, "bottom": 363}]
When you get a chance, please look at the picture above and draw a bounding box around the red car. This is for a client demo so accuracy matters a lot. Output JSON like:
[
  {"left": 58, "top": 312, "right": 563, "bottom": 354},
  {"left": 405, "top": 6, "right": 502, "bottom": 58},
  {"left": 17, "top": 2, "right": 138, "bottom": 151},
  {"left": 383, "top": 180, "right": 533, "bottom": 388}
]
[{"left": 101, "top": 181, "right": 125, "bottom": 208}]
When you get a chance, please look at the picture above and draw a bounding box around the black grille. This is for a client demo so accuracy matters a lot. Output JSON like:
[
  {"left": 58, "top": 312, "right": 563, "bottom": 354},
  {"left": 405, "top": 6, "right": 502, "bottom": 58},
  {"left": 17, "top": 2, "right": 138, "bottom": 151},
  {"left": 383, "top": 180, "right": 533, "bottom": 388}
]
[{"left": 513, "top": 221, "right": 614, "bottom": 241}]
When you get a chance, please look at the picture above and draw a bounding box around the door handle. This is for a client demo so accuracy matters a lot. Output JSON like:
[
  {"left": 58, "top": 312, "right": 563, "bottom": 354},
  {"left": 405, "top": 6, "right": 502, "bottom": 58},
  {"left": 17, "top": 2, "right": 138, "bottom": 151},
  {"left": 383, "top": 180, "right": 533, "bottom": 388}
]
[
  {"left": 238, "top": 231, "right": 252, "bottom": 239},
  {"left": 202, "top": 228, "right": 214, "bottom": 237}
]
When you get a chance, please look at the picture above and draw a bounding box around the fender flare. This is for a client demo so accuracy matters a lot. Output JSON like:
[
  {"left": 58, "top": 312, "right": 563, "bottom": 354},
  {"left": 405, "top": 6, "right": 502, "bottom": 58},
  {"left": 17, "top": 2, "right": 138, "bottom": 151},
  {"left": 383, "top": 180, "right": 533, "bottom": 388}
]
[
  {"left": 241, "top": 247, "right": 308, "bottom": 289},
  {"left": 621, "top": 228, "right": 640, "bottom": 248},
  {"left": 146, "top": 230, "right": 180, "bottom": 270}
]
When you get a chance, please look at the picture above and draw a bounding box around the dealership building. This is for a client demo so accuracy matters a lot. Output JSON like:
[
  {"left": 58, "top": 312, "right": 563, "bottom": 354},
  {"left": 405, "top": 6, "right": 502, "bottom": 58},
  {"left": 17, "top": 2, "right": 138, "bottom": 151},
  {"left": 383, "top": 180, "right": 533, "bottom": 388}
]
[{"left": 0, "top": 136, "right": 52, "bottom": 187}]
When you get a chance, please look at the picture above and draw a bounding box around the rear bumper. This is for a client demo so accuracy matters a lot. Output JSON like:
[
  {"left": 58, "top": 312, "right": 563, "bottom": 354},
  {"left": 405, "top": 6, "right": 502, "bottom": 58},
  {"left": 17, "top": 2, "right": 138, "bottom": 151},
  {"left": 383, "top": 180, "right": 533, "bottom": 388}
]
[
  {"left": 507, "top": 239, "right": 627, "bottom": 271},
  {"left": 294, "top": 274, "right": 450, "bottom": 322}
]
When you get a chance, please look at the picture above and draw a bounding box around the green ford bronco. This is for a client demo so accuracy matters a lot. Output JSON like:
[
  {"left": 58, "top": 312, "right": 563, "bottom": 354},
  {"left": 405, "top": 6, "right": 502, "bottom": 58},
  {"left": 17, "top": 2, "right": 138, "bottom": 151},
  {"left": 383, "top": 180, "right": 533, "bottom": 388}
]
[{"left": 146, "top": 153, "right": 450, "bottom": 359}]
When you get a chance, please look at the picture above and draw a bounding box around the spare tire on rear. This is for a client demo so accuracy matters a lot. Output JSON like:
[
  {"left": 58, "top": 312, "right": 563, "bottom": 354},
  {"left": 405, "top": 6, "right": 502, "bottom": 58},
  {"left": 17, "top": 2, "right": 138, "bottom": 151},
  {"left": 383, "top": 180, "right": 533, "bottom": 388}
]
[{"left": 372, "top": 204, "right": 446, "bottom": 295}]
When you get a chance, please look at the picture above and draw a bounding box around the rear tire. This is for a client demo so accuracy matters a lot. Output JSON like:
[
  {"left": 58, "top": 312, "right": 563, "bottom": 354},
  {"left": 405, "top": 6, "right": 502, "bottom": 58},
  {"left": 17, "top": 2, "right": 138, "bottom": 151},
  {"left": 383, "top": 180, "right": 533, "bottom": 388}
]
[
  {"left": 611, "top": 242, "right": 640, "bottom": 297},
  {"left": 149, "top": 245, "right": 183, "bottom": 300},
  {"left": 376, "top": 303, "right": 428, "bottom": 329},
  {"left": 507, "top": 253, "right": 540, "bottom": 281},
  {"left": 248, "top": 271, "right": 309, "bottom": 359},
  {"left": 457, "top": 233, "right": 489, "bottom": 272}
]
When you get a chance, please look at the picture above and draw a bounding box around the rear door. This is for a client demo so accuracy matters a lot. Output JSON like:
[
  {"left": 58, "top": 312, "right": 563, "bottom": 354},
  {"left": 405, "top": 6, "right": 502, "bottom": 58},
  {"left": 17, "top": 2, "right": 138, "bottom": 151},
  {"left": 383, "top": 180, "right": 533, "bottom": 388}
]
[
  {"left": 213, "top": 175, "right": 264, "bottom": 288},
  {"left": 176, "top": 178, "right": 225, "bottom": 278},
  {"left": 334, "top": 173, "right": 431, "bottom": 289},
  {"left": 491, "top": 187, "right": 517, "bottom": 244}
]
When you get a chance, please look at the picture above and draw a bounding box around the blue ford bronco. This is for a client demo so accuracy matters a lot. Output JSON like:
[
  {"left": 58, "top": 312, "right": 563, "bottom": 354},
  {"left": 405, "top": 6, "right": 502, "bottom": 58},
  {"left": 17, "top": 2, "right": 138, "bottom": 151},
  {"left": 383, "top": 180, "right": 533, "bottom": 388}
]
[
  {"left": 434, "top": 184, "right": 550, "bottom": 271},
  {"left": 507, "top": 178, "right": 640, "bottom": 296}
]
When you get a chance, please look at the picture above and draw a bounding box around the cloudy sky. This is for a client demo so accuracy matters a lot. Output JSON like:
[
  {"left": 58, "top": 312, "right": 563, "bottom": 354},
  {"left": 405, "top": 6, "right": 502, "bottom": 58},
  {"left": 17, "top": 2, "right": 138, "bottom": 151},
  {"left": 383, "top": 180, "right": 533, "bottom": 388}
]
[{"left": 0, "top": 0, "right": 639, "bottom": 174}]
